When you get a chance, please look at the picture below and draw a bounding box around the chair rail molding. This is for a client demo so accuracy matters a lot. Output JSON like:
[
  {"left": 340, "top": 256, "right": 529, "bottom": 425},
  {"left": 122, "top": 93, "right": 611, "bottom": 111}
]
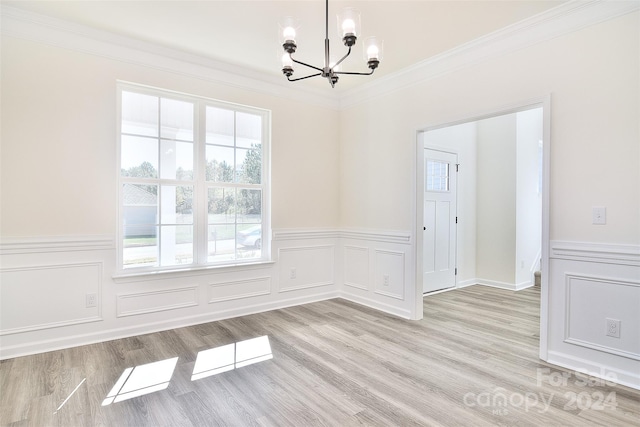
[
  {"left": 0, "top": 235, "right": 114, "bottom": 255},
  {"left": 550, "top": 240, "right": 640, "bottom": 266}
]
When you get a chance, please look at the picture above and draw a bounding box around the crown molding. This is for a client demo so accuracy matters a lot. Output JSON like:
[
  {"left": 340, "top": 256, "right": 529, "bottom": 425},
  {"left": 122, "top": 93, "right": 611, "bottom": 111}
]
[
  {"left": 2, "top": 1, "right": 638, "bottom": 111},
  {"left": 0, "top": 5, "right": 340, "bottom": 110},
  {"left": 339, "top": 0, "right": 640, "bottom": 109}
]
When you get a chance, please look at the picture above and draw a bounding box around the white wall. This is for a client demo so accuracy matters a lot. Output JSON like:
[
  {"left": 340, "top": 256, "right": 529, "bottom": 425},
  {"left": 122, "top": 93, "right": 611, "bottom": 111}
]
[
  {"left": 339, "top": 11, "right": 640, "bottom": 387},
  {"left": 0, "top": 38, "right": 340, "bottom": 236},
  {"left": 339, "top": 13, "right": 640, "bottom": 245},
  {"left": 476, "top": 113, "right": 517, "bottom": 285},
  {"left": 516, "top": 108, "right": 543, "bottom": 286},
  {"left": 0, "top": 26, "right": 343, "bottom": 358},
  {"left": 1, "top": 4, "right": 639, "bottom": 389}
]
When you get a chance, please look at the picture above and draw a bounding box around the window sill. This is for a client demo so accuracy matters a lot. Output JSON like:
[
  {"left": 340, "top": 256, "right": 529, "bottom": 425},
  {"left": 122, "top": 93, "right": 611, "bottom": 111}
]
[{"left": 112, "top": 260, "right": 275, "bottom": 283}]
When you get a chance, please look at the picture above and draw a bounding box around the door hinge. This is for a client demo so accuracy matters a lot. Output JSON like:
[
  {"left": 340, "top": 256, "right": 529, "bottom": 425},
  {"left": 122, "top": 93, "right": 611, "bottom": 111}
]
[
  {"left": 455, "top": 268, "right": 458, "bottom": 275},
  {"left": 456, "top": 164, "right": 459, "bottom": 172},
  {"left": 455, "top": 217, "right": 458, "bottom": 224}
]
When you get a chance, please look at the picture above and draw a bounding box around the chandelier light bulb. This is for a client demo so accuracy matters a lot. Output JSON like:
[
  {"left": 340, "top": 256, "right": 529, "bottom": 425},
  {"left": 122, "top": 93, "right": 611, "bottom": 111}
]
[
  {"left": 281, "top": 54, "right": 293, "bottom": 68},
  {"left": 283, "top": 26, "right": 296, "bottom": 41},
  {"left": 341, "top": 18, "right": 356, "bottom": 36},
  {"left": 366, "top": 44, "right": 379, "bottom": 60}
]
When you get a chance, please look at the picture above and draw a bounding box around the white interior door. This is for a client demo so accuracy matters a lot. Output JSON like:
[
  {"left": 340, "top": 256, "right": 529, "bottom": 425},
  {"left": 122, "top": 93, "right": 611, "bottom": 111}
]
[{"left": 423, "top": 149, "right": 457, "bottom": 293}]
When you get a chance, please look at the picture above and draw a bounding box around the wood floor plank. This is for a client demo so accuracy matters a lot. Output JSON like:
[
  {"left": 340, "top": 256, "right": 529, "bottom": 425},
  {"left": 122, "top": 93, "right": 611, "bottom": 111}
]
[{"left": 2, "top": 285, "right": 639, "bottom": 426}]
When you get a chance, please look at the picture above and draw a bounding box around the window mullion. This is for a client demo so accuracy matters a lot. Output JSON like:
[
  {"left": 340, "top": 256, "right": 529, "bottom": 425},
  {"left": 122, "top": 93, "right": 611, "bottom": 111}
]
[
  {"left": 233, "top": 112, "right": 238, "bottom": 260},
  {"left": 156, "top": 97, "right": 162, "bottom": 267},
  {"left": 197, "top": 101, "right": 208, "bottom": 265}
]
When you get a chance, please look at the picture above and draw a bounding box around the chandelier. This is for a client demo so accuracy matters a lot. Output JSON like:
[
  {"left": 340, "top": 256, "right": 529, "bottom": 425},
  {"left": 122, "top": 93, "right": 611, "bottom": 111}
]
[{"left": 280, "top": 0, "right": 382, "bottom": 88}]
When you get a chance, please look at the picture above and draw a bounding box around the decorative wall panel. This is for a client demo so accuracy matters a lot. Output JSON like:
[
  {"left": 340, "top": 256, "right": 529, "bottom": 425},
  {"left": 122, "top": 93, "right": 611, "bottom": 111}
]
[
  {"left": 565, "top": 274, "right": 640, "bottom": 360},
  {"left": 117, "top": 286, "right": 198, "bottom": 317},
  {"left": 344, "top": 246, "right": 369, "bottom": 290},
  {"left": 278, "top": 245, "right": 335, "bottom": 292},
  {"left": 374, "top": 250, "right": 406, "bottom": 300},
  {"left": 208, "top": 277, "right": 271, "bottom": 303},
  {"left": 0, "top": 262, "right": 102, "bottom": 334}
]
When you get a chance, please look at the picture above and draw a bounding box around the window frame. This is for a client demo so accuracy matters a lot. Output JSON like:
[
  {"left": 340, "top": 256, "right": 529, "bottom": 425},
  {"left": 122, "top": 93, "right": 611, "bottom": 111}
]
[{"left": 116, "top": 82, "right": 271, "bottom": 275}]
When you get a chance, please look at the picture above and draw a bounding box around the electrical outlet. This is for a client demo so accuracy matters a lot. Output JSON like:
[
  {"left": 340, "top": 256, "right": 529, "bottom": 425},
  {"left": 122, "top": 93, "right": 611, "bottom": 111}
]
[
  {"left": 606, "top": 318, "right": 621, "bottom": 338},
  {"left": 290, "top": 268, "right": 297, "bottom": 279},
  {"left": 383, "top": 275, "right": 390, "bottom": 287},
  {"left": 592, "top": 206, "right": 606, "bottom": 225},
  {"left": 86, "top": 293, "right": 97, "bottom": 308}
]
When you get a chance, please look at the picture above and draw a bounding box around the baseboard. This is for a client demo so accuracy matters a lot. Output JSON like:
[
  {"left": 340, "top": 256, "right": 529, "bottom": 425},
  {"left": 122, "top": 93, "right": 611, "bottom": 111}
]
[
  {"left": 0, "top": 291, "right": 340, "bottom": 360},
  {"left": 465, "top": 278, "right": 534, "bottom": 291},
  {"left": 423, "top": 287, "right": 457, "bottom": 296},
  {"left": 547, "top": 350, "right": 640, "bottom": 391},
  {"left": 340, "top": 294, "right": 412, "bottom": 320},
  {"left": 2, "top": 289, "right": 415, "bottom": 359},
  {"left": 456, "top": 279, "right": 477, "bottom": 288},
  {"left": 515, "top": 281, "right": 534, "bottom": 290}
]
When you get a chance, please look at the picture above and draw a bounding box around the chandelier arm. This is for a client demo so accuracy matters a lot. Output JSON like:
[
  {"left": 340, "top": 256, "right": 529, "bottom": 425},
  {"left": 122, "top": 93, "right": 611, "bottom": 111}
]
[
  {"left": 333, "top": 46, "right": 352, "bottom": 69},
  {"left": 334, "top": 69, "right": 376, "bottom": 76},
  {"left": 287, "top": 72, "right": 323, "bottom": 82},
  {"left": 290, "top": 56, "right": 324, "bottom": 73}
]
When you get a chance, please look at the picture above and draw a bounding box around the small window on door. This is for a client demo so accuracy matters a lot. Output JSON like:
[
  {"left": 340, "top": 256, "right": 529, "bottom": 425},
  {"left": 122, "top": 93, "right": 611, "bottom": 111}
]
[{"left": 426, "top": 159, "right": 450, "bottom": 192}]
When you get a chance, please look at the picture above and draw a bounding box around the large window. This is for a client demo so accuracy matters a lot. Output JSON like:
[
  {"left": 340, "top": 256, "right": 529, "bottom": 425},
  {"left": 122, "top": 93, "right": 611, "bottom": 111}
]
[{"left": 118, "top": 84, "right": 269, "bottom": 272}]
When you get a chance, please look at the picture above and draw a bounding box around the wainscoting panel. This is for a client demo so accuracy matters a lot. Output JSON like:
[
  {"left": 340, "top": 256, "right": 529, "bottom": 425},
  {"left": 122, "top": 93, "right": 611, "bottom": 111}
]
[
  {"left": 0, "top": 262, "right": 102, "bottom": 335},
  {"left": 344, "top": 246, "right": 369, "bottom": 290},
  {"left": 374, "top": 250, "right": 405, "bottom": 300},
  {"left": 339, "top": 230, "right": 414, "bottom": 319},
  {"left": 117, "top": 286, "right": 199, "bottom": 317},
  {"left": 1, "top": 230, "right": 420, "bottom": 359},
  {"left": 277, "top": 245, "right": 335, "bottom": 292},
  {"left": 565, "top": 274, "right": 640, "bottom": 360},
  {"left": 548, "top": 240, "right": 640, "bottom": 390},
  {"left": 208, "top": 277, "right": 271, "bottom": 303}
]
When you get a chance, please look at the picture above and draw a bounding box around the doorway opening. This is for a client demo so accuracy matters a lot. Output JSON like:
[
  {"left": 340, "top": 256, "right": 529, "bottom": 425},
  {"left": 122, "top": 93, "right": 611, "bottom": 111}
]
[{"left": 414, "top": 98, "right": 551, "bottom": 359}]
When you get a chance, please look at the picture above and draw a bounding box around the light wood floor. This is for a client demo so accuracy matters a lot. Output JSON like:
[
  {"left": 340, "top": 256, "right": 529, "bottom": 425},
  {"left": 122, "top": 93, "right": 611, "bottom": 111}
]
[{"left": 2, "top": 285, "right": 639, "bottom": 426}]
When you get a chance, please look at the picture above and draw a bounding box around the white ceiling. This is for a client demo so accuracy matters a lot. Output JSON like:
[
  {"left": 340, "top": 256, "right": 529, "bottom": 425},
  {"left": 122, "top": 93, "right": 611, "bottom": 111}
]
[{"left": 4, "top": 0, "right": 566, "bottom": 91}]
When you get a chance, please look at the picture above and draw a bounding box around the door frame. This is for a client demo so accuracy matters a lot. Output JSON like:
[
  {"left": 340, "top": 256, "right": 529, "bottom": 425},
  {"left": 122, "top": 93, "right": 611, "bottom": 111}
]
[{"left": 413, "top": 95, "right": 551, "bottom": 361}]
